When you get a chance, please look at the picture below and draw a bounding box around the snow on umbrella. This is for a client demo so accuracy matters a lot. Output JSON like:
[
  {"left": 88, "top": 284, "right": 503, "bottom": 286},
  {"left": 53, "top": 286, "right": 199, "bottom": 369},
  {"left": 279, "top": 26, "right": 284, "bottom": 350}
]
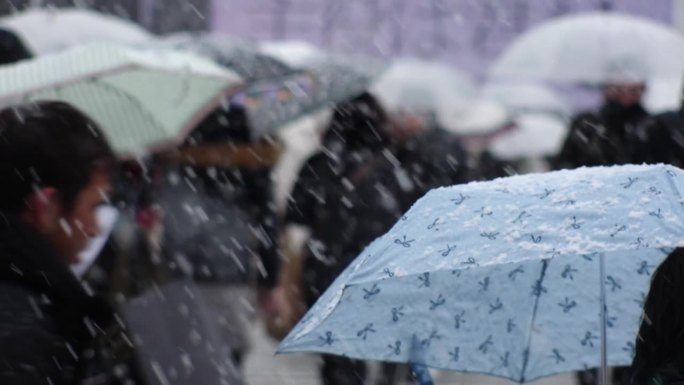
[
  {"left": 150, "top": 35, "right": 323, "bottom": 139},
  {"left": 153, "top": 33, "right": 293, "bottom": 81},
  {"left": 488, "top": 113, "right": 568, "bottom": 161},
  {"left": 643, "top": 77, "right": 684, "bottom": 113},
  {"left": 261, "top": 40, "right": 387, "bottom": 109},
  {"left": 490, "top": 12, "right": 684, "bottom": 85},
  {"left": 259, "top": 40, "right": 321, "bottom": 68},
  {"left": 0, "top": 8, "right": 153, "bottom": 55},
  {"left": 372, "top": 59, "right": 509, "bottom": 136},
  {"left": 482, "top": 82, "right": 571, "bottom": 118},
  {"left": 279, "top": 164, "right": 684, "bottom": 384},
  {"left": 0, "top": 43, "right": 243, "bottom": 156}
]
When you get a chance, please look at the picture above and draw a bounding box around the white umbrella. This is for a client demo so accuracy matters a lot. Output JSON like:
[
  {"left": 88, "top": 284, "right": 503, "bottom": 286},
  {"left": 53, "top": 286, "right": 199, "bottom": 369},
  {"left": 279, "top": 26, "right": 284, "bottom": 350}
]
[
  {"left": 0, "top": 8, "right": 153, "bottom": 55},
  {"left": 482, "top": 82, "right": 571, "bottom": 118},
  {"left": 490, "top": 12, "right": 684, "bottom": 84},
  {"left": 260, "top": 40, "right": 321, "bottom": 68},
  {"left": 488, "top": 113, "right": 568, "bottom": 160},
  {"left": 371, "top": 59, "right": 509, "bottom": 135},
  {"left": 372, "top": 59, "right": 477, "bottom": 111},
  {"left": 0, "top": 43, "right": 243, "bottom": 155},
  {"left": 644, "top": 77, "right": 684, "bottom": 113}
]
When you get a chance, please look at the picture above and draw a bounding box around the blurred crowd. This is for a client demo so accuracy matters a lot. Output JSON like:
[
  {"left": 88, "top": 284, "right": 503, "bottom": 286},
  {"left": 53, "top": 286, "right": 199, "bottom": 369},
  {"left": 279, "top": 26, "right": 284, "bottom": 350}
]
[{"left": 1, "top": 6, "right": 684, "bottom": 385}]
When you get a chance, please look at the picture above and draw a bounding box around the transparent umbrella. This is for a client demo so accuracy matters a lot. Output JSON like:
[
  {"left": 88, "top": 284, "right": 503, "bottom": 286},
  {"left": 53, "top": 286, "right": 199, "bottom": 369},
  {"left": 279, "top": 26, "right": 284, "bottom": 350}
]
[
  {"left": 490, "top": 11, "right": 684, "bottom": 85},
  {"left": 372, "top": 59, "right": 509, "bottom": 136}
]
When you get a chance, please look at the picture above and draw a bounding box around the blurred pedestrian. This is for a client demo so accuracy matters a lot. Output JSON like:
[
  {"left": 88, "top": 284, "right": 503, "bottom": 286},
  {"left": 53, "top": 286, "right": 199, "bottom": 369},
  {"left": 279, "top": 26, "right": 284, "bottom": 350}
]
[
  {"left": 0, "top": 101, "right": 141, "bottom": 384},
  {"left": 554, "top": 77, "right": 651, "bottom": 170},
  {"left": 554, "top": 66, "right": 651, "bottom": 385},
  {"left": 640, "top": 76, "right": 684, "bottom": 167},
  {"left": 157, "top": 107, "right": 285, "bottom": 368},
  {"left": 630, "top": 248, "right": 684, "bottom": 385},
  {"left": 286, "top": 97, "right": 470, "bottom": 385},
  {"left": 286, "top": 93, "right": 391, "bottom": 385}
]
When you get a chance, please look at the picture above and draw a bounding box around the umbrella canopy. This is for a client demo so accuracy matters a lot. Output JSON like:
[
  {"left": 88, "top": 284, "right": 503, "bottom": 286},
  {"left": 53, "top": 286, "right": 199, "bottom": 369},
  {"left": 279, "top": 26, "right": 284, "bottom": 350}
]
[
  {"left": 373, "top": 59, "right": 478, "bottom": 110},
  {"left": 372, "top": 59, "right": 509, "bottom": 135},
  {"left": 0, "top": 43, "right": 243, "bottom": 155},
  {"left": 154, "top": 33, "right": 293, "bottom": 81},
  {"left": 488, "top": 113, "right": 568, "bottom": 161},
  {"left": 279, "top": 164, "right": 684, "bottom": 383},
  {"left": 643, "top": 77, "right": 684, "bottom": 113},
  {"left": 482, "top": 82, "right": 571, "bottom": 118},
  {"left": 490, "top": 12, "right": 684, "bottom": 85},
  {"left": 0, "top": 8, "right": 153, "bottom": 55},
  {"left": 261, "top": 40, "right": 386, "bottom": 108},
  {"left": 150, "top": 35, "right": 322, "bottom": 140}
]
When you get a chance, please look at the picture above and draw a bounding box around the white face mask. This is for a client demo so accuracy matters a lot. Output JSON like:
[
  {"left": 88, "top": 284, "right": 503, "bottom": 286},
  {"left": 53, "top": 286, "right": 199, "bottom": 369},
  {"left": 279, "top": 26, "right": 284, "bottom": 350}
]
[{"left": 71, "top": 205, "right": 119, "bottom": 277}]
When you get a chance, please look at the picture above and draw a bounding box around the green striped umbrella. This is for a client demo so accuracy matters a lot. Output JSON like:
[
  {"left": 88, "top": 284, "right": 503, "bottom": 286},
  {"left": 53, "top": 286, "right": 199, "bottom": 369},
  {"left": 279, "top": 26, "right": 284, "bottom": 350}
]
[{"left": 0, "top": 43, "right": 244, "bottom": 156}]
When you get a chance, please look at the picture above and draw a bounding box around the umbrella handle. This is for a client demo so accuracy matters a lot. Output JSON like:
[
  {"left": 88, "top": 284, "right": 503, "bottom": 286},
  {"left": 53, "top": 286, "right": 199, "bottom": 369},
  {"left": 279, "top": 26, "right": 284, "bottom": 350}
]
[
  {"left": 599, "top": 254, "right": 608, "bottom": 385},
  {"left": 410, "top": 362, "right": 435, "bottom": 385}
]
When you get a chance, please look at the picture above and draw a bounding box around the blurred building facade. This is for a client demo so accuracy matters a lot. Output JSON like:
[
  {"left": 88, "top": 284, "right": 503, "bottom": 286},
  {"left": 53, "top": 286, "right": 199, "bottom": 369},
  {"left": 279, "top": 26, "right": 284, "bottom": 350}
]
[
  {"left": 209, "top": 0, "right": 674, "bottom": 77},
  {"left": 0, "top": 0, "right": 676, "bottom": 77}
]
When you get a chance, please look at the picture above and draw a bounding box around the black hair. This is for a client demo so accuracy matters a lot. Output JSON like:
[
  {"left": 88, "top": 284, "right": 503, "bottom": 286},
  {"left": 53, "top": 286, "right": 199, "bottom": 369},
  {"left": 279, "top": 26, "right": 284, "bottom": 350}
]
[
  {"left": 0, "top": 28, "right": 31, "bottom": 65},
  {"left": 322, "top": 92, "right": 389, "bottom": 152},
  {"left": 631, "top": 247, "right": 684, "bottom": 384},
  {"left": 188, "top": 105, "right": 251, "bottom": 144},
  {"left": 0, "top": 101, "right": 115, "bottom": 214}
]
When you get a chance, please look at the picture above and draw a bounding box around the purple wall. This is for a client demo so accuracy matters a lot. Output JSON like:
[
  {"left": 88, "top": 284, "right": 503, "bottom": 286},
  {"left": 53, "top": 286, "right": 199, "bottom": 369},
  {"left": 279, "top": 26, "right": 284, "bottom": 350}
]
[{"left": 210, "top": 0, "right": 674, "bottom": 78}]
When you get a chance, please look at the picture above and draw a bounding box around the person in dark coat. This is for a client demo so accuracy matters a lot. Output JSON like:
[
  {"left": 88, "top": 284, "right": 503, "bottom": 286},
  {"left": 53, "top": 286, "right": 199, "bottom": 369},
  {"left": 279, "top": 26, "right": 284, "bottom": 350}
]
[
  {"left": 640, "top": 93, "right": 684, "bottom": 168},
  {"left": 286, "top": 93, "right": 392, "bottom": 385},
  {"left": 0, "top": 101, "right": 139, "bottom": 384},
  {"left": 156, "top": 107, "right": 283, "bottom": 367},
  {"left": 286, "top": 99, "right": 469, "bottom": 385},
  {"left": 630, "top": 248, "right": 684, "bottom": 385},
  {"left": 555, "top": 78, "right": 650, "bottom": 385},
  {"left": 341, "top": 117, "right": 471, "bottom": 385},
  {"left": 554, "top": 82, "right": 651, "bottom": 170}
]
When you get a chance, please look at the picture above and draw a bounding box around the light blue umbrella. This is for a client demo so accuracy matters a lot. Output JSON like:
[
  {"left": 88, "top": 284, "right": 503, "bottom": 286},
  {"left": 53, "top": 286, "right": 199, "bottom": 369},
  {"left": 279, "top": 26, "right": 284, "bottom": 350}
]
[{"left": 278, "top": 164, "right": 684, "bottom": 384}]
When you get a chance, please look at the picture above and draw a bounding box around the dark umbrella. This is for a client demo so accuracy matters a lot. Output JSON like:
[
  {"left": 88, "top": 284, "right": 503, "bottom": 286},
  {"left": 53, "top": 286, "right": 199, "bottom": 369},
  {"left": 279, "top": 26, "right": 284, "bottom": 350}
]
[
  {"left": 154, "top": 33, "right": 328, "bottom": 139},
  {"left": 157, "top": 33, "right": 293, "bottom": 81}
]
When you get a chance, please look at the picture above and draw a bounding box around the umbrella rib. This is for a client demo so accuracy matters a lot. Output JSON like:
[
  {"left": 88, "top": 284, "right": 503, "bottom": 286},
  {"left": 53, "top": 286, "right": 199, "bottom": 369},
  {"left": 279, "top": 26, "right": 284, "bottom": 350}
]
[{"left": 519, "top": 258, "right": 549, "bottom": 383}]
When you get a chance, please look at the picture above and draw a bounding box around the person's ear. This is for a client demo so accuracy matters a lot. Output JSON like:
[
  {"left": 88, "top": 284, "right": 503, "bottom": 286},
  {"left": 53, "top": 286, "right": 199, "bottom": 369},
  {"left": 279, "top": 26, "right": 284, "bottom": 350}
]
[{"left": 23, "top": 187, "right": 63, "bottom": 232}]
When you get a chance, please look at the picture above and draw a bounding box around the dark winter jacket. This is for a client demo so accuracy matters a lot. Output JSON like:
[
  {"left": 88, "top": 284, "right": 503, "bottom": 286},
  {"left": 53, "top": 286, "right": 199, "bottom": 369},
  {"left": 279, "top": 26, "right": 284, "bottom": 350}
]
[
  {"left": 0, "top": 214, "right": 138, "bottom": 385},
  {"left": 554, "top": 101, "right": 651, "bottom": 169},
  {"left": 157, "top": 104, "right": 281, "bottom": 288},
  {"left": 641, "top": 110, "right": 684, "bottom": 168},
  {"left": 159, "top": 166, "right": 280, "bottom": 288},
  {"left": 287, "top": 128, "right": 468, "bottom": 304}
]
